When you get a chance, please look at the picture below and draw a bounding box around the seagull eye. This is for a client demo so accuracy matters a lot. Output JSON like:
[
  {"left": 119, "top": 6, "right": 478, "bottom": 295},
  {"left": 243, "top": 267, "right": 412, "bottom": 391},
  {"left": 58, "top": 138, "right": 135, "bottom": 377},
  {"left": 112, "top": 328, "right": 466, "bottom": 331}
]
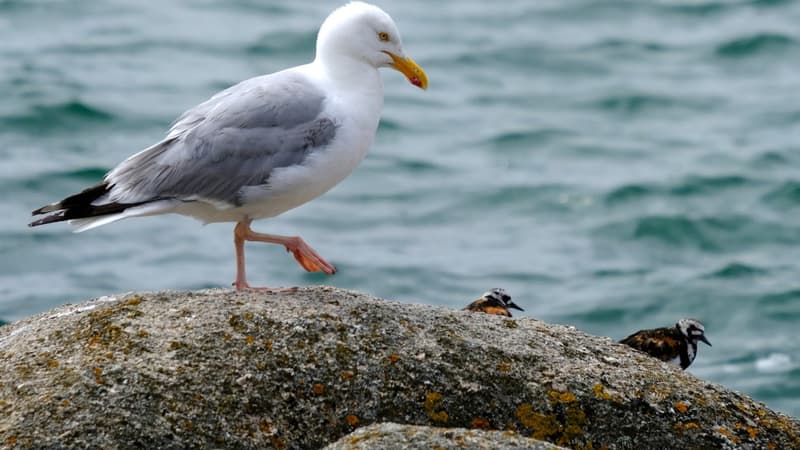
[{"left": 378, "top": 31, "right": 390, "bottom": 42}]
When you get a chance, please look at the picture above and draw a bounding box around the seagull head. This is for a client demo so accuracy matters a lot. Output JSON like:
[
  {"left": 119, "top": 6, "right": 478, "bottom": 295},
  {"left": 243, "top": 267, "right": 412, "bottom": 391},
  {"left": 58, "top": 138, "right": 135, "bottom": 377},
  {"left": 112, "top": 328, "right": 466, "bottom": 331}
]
[{"left": 316, "top": 2, "right": 428, "bottom": 90}]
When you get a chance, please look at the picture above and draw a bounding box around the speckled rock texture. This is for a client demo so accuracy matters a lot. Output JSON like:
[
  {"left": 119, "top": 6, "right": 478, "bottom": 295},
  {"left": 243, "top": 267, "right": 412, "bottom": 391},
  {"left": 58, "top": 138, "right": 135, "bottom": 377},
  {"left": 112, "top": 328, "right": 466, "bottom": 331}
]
[
  {"left": 0, "top": 287, "right": 797, "bottom": 449},
  {"left": 321, "top": 422, "right": 564, "bottom": 449}
]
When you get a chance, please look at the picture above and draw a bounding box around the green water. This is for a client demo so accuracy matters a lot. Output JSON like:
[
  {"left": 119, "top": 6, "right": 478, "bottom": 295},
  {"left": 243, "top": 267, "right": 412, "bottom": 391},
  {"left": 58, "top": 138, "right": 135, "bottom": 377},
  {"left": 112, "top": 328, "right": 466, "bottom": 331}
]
[{"left": 2, "top": 0, "right": 800, "bottom": 417}]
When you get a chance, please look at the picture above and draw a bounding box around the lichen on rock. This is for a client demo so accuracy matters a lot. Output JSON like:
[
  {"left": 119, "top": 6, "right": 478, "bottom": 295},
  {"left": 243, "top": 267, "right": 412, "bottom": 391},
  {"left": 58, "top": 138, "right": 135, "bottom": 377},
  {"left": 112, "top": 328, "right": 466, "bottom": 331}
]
[{"left": 0, "top": 287, "right": 796, "bottom": 449}]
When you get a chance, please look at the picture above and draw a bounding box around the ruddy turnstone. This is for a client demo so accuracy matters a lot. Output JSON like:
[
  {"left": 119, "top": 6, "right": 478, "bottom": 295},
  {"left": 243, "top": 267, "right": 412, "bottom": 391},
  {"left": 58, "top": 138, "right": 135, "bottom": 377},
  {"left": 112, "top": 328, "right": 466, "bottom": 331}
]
[
  {"left": 619, "top": 318, "right": 711, "bottom": 369},
  {"left": 464, "top": 288, "right": 524, "bottom": 317}
]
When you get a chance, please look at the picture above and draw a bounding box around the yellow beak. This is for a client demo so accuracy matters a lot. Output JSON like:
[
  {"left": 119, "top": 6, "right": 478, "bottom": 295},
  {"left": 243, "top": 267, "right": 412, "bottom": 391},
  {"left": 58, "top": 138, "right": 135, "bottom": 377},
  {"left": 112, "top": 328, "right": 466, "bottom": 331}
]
[{"left": 384, "top": 51, "right": 428, "bottom": 90}]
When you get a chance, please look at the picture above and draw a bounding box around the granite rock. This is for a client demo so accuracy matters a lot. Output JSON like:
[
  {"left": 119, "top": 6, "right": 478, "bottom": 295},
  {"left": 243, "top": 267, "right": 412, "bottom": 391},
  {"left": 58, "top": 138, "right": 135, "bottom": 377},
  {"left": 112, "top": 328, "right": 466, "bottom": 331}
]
[
  {"left": 321, "top": 422, "right": 564, "bottom": 449},
  {"left": 0, "top": 287, "right": 796, "bottom": 449}
]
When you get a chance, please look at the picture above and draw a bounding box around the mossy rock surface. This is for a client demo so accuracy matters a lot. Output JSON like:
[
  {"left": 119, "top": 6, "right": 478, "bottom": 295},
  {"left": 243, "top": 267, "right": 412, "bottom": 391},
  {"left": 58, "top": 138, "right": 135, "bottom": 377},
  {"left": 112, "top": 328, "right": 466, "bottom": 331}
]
[
  {"left": 322, "top": 422, "right": 564, "bottom": 449},
  {"left": 0, "top": 287, "right": 796, "bottom": 449}
]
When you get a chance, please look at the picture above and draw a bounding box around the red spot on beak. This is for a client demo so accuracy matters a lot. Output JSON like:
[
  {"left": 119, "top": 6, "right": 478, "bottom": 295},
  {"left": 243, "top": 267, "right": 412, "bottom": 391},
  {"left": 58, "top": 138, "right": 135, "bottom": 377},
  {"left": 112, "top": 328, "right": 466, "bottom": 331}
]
[{"left": 410, "top": 77, "right": 422, "bottom": 88}]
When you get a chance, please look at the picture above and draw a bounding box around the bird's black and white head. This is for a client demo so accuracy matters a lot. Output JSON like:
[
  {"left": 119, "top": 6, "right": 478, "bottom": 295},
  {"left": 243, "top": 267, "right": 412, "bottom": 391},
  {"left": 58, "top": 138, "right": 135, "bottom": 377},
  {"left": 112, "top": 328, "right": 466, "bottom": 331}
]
[
  {"left": 315, "top": 1, "right": 427, "bottom": 89},
  {"left": 676, "top": 318, "right": 711, "bottom": 347},
  {"left": 484, "top": 288, "right": 524, "bottom": 312}
]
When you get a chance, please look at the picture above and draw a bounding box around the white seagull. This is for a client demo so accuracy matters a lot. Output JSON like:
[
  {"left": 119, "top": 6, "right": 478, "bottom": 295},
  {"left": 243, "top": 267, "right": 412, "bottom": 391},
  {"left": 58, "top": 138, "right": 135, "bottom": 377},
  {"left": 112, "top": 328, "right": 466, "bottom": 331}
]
[{"left": 29, "top": 2, "right": 428, "bottom": 291}]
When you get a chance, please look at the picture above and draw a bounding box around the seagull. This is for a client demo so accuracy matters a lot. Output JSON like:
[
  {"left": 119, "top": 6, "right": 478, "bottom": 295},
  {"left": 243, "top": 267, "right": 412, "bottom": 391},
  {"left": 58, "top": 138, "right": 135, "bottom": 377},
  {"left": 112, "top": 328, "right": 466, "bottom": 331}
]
[{"left": 28, "top": 2, "right": 428, "bottom": 291}]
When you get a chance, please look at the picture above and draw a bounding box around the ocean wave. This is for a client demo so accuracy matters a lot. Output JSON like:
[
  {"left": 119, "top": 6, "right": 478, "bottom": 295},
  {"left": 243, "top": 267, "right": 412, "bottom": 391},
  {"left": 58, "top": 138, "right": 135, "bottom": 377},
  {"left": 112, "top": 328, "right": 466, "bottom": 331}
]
[
  {"left": 604, "top": 174, "right": 756, "bottom": 206},
  {"left": 246, "top": 31, "right": 316, "bottom": 56},
  {"left": 715, "top": 33, "right": 796, "bottom": 58},
  {"left": 469, "top": 184, "right": 578, "bottom": 209},
  {"left": 604, "top": 184, "right": 656, "bottom": 206},
  {"left": 760, "top": 289, "right": 800, "bottom": 306},
  {"left": 595, "top": 214, "right": 800, "bottom": 250},
  {"left": 581, "top": 38, "right": 669, "bottom": 53},
  {"left": 589, "top": 93, "right": 717, "bottom": 115},
  {"left": 702, "top": 262, "right": 767, "bottom": 279},
  {"left": 452, "top": 46, "right": 609, "bottom": 76},
  {"left": 761, "top": 181, "right": 800, "bottom": 208},
  {"left": 629, "top": 215, "right": 717, "bottom": 250},
  {"left": 669, "top": 174, "right": 754, "bottom": 196},
  {"left": 750, "top": 151, "right": 792, "bottom": 168},
  {"left": 755, "top": 353, "right": 793, "bottom": 373},
  {"left": 489, "top": 128, "right": 574, "bottom": 149},
  {"left": 656, "top": 1, "right": 730, "bottom": 17},
  {"left": 0, "top": 101, "right": 114, "bottom": 133}
]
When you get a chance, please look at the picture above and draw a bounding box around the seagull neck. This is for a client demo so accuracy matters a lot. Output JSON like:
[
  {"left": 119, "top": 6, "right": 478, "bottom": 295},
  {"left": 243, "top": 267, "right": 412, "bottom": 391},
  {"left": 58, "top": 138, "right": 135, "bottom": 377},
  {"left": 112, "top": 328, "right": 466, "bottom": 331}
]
[{"left": 314, "top": 56, "right": 382, "bottom": 95}]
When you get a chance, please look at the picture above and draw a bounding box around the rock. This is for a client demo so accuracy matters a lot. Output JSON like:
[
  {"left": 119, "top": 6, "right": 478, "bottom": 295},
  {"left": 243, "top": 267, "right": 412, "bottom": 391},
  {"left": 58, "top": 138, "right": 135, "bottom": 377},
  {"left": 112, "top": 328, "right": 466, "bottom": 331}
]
[
  {"left": 0, "top": 287, "right": 797, "bottom": 449},
  {"left": 321, "top": 422, "right": 564, "bottom": 449}
]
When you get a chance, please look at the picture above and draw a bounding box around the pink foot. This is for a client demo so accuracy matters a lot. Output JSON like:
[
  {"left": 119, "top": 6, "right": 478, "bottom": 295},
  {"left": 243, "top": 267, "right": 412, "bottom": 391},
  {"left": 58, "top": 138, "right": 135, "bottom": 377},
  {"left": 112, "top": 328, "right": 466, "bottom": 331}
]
[{"left": 283, "top": 236, "right": 337, "bottom": 275}]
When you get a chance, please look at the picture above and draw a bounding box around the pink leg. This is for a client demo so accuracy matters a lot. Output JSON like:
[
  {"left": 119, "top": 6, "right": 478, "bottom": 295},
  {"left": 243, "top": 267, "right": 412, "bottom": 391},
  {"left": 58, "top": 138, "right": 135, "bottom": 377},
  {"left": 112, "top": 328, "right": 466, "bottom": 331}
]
[{"left": 231, "top": 220, "right": 336, "bottom": 291}]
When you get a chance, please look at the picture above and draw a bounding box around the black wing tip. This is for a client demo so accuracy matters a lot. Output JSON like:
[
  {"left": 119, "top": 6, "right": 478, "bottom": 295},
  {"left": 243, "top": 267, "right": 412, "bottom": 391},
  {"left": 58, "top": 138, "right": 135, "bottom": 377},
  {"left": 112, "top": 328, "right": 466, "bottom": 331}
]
[
  {"left": 29, "top": 211, "right": 67, "bottom": 227},
  {"left": 32, "top": 204, "right": 57, "bottom": 216}
]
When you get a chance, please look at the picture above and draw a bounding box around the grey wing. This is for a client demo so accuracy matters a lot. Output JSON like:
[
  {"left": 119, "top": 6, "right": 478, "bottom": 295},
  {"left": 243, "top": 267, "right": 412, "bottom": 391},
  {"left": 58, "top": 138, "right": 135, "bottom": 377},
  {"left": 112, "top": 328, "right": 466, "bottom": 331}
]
[{"left": 105, "top": 71, "right": 338, "bottom": 207}]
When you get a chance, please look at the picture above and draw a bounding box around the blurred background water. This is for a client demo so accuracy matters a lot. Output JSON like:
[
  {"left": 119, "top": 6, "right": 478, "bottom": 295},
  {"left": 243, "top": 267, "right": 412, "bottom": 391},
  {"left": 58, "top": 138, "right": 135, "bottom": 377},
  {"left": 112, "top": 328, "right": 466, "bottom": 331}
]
[{"left": 1, "top": 0, "right": 799, "bottom": 416}]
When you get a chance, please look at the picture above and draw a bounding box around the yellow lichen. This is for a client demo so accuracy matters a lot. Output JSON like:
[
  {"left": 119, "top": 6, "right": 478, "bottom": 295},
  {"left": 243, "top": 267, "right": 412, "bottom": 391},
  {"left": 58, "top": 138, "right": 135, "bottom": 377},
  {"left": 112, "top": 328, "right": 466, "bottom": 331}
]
[
  {"left": 341, "top": 370, "right": 355, "bottom": 380},
  {"left": 548, "top": 390, "right": 577, "bottom": 404},
  {"left": 674, "top": 401, "right": 688, "bottom": 414},
  {"left": 312, "top": 383, "right": 325, "bottom": 395},
  {"left": 424, "top": 392, "right": 448, "bottom": 423},
  {"left": 515, "top": 403, "right": 560, "bottom": 441},
  {"left": 498, "top": 361, "right": 512, "bottom": 372},
  {"left": 345, "top": 414, "right": 359, "bottom": 427},
  {"left": 424, "top": 392, "right": 442, "bottom": 410},
  {"left": 430, "top": 411, "right": 449, "bottom": 423},
  {"left": 517, "top": 394, "right": 586, "bottom": 445},
  {"left": 735, "top": 402, "right": 749, "bottom": 412},
  {"left": 87, "top": 335, "right": 103, "bottom": 347},
  {"left": 245, "top": 335, "right": 255, "bottom": 344},
  {"left": 471, "top": 417, "right": 491, "bottom": 429},
  {"left": 716, "top": 426, "right": 739, "bottom": 443},
  {"left": 93, "top": 367, "right": 104, "bottom": 385},
  {"left": 387, "top": 353, "right": 400, "bottom": 364},
  {"left": 121, "top": 296, "right": 143, "bottom": 307},
  {"left": 674, "top": 422, "right": 699, "bottom": 434},
  {"left": 592, "top": 384, "right": 621, "bottom": 403},
  {"left": 270, "top": 436, "right": 286, "bottom": 450}
]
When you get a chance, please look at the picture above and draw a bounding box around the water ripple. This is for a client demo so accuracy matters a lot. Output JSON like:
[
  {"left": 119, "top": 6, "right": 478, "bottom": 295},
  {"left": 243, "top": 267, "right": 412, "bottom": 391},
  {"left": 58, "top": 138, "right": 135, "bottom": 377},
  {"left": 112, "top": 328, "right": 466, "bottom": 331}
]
[
  {"left": 0, "top": 101, "right": 114, "bottom": 133},
  {"left": 715, "top": 33, "right": 797, "bottom": 59},
  {"left": 596, "top": 214, "right": 800, "bottom": 251},
  {"left": 589, "top": 93, "right": 718, "bottom": 115},
  {"left": 604, "top": 174, "right": 758, "bottom": 206},
  {"left": 762, "top": 181, "right": 800, "bottom": 208},
  {"left": 703, "top": 262, "right": 768, "bottom": 279}
]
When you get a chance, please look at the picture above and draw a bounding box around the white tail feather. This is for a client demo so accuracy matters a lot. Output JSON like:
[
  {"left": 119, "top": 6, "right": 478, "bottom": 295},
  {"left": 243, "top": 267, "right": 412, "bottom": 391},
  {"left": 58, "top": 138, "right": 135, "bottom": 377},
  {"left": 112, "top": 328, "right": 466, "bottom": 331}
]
[{"left": 68, "top": 200, "right": 177, "bottom": 233}]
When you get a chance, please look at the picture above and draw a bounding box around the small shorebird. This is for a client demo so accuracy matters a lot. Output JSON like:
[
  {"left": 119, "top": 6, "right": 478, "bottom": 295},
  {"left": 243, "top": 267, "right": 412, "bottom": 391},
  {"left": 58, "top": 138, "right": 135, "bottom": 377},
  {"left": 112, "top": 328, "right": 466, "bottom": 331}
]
[
  {"left": 464, "top": 288, "right": 524, "bottom": 317},
  {"left": 620, "top": 318, "right": 711, "bottom": 369}
]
